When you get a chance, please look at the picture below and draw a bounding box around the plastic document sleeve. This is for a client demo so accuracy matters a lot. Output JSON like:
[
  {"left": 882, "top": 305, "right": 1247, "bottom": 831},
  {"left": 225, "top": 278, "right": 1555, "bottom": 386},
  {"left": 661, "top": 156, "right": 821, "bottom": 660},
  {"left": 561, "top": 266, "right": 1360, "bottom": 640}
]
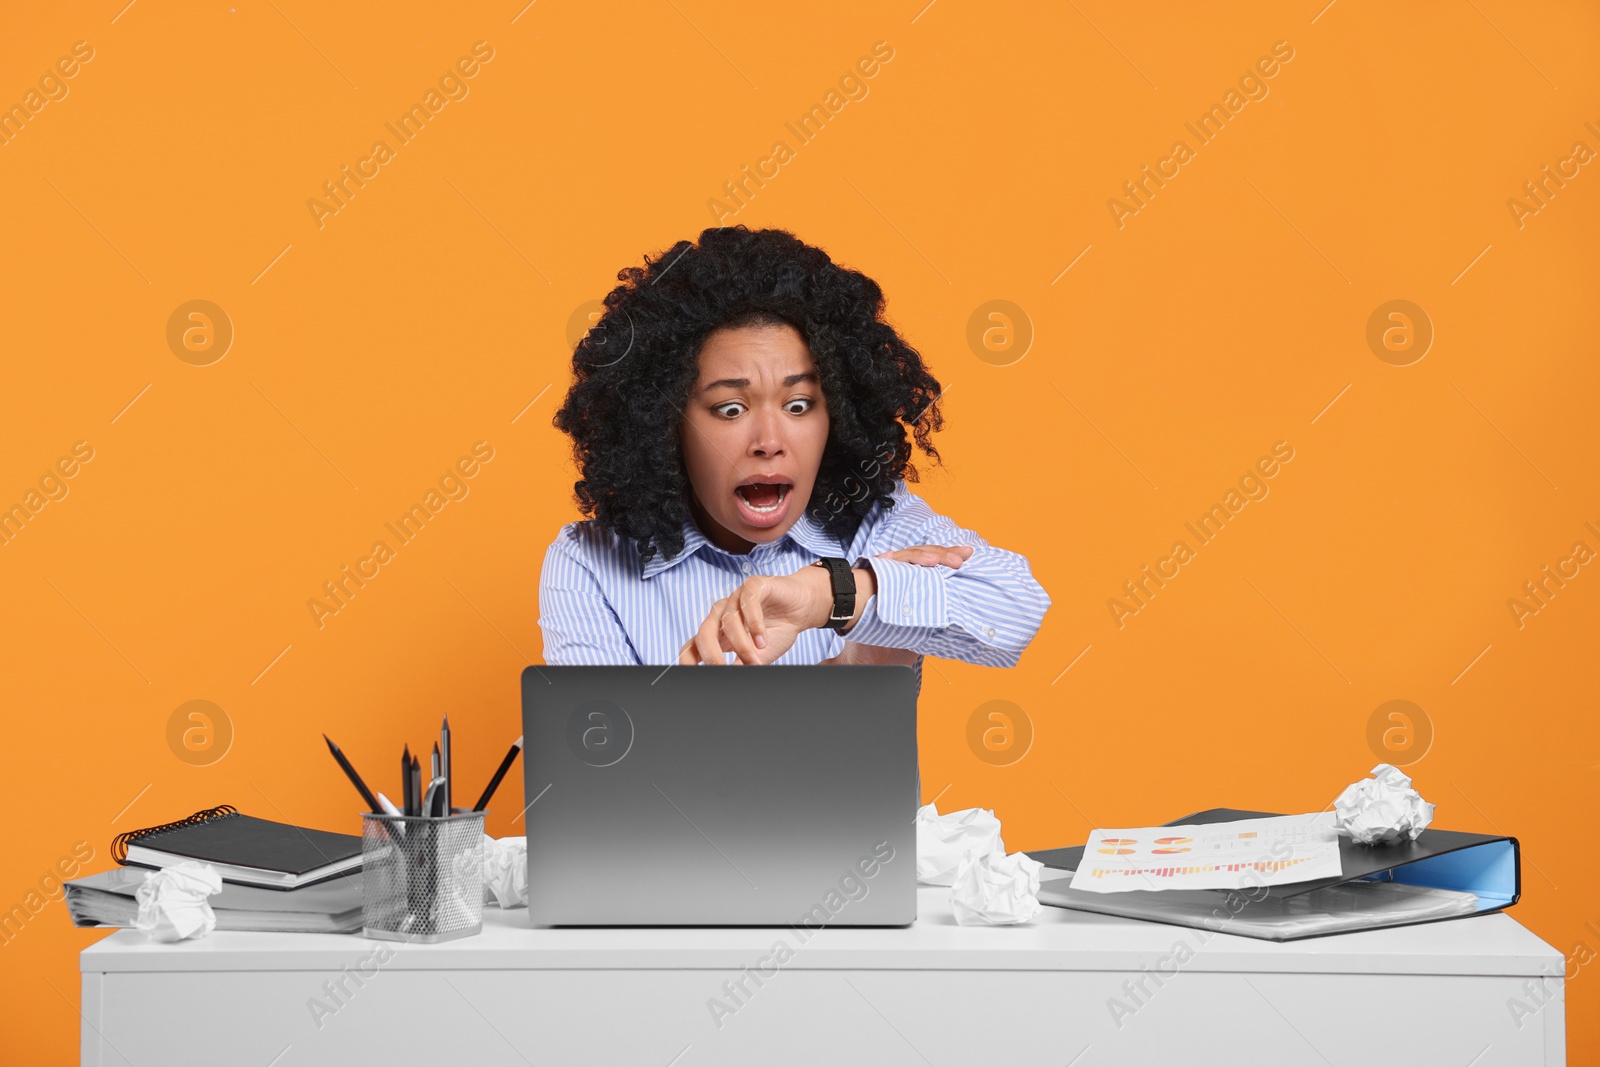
[{"left": 1025, "top": 807, "right": 1520, "bottom": 942}]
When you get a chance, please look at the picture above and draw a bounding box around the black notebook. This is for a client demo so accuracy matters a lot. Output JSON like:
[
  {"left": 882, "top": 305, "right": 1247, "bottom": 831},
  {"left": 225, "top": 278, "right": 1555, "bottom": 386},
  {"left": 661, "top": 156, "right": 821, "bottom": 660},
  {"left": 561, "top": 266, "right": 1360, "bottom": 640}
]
[{"left": 112, "top": 806, "right": 363, "bottom": 889}]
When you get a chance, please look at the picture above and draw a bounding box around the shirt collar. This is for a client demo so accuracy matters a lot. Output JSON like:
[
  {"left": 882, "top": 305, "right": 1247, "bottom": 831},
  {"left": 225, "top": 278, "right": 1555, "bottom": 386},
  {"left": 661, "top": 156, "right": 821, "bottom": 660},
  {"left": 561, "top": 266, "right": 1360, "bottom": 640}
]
[{"left": 640, "top": 506, "right": 852, "bottom": 579}]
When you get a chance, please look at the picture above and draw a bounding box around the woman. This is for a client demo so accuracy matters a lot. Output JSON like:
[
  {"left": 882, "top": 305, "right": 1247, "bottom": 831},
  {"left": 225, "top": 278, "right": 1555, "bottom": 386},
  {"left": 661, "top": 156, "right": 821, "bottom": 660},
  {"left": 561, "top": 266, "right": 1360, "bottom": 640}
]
[{"left": 539, "top": 226, "right": 1049, "bottom": 678}]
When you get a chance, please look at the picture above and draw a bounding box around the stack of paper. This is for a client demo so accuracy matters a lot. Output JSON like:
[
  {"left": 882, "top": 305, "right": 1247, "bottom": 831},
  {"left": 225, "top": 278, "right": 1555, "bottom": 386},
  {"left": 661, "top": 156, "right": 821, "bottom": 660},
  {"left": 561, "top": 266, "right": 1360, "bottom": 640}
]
[
  {"left": 66, "top": 867, "right": 364, "bottom": 934},
  {"left": 1040, "top": 871, "right": 1478, "bottom": 939}
]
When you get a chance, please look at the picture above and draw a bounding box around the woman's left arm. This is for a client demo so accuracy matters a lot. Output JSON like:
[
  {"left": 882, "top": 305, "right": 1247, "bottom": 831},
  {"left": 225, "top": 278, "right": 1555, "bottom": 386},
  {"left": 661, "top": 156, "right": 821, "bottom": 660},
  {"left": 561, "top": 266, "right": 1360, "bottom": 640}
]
[{"left": 843, "top": 499, "right": 1051, "bottom": 667}]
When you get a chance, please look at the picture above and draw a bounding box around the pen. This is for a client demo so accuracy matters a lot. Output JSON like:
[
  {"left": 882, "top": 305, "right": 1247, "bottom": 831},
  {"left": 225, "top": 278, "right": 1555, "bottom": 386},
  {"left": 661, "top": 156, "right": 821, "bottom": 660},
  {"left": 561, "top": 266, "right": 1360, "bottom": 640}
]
[
  {"left": 440, "top": 714, "right": 452, "bottom": 814},
  {"left": 372, "top": 791, "right": 406, "bottom": 844},
  {"left": 323, "top": 735, "right": 381, "bottom": 813},
  {"left": 473, "top": 735, "right": 524, "bottom": 812},
  {"left": 420, "top": 776, "right": 447, "bottom": 819}
]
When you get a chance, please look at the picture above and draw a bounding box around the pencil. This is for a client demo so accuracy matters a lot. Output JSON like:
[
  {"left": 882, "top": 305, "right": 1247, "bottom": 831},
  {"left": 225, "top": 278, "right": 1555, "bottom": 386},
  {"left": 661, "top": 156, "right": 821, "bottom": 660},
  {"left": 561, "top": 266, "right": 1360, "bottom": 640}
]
[
  {"left": 440, "top": 714, "right": 452, "bottom": 814},
  {"left": 473, "top": 735, "right": 524, "bottom": 812},
  {"left": 410, "top": 754, "right": 422, "bottom": 818},
  {"left": 323, "top": 735, "right": 381, "bottom": 813},
  {"left": 402, "top": 744, "right": 414, "bottom": 816}
]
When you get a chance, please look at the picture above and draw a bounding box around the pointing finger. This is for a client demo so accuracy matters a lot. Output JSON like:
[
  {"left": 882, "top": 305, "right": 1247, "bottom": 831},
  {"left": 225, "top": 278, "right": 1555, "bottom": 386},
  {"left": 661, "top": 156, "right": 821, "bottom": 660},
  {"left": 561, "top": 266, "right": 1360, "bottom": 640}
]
[
  {"left": 740, "top": 579, "right": 769, "bottom": 651},
  {"left": 694, "top": 599, "right": 730, "bottom": 665},
  {"left": 721, "top": 607, "right": 760, "bottom": 664}
]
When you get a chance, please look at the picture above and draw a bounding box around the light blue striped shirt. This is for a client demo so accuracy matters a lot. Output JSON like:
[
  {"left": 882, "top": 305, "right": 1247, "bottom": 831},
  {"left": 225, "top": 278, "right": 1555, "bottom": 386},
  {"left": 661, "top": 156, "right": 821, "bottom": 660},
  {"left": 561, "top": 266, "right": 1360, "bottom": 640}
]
[{"left": 537, "top": 480, "right": 1050, "bottom": 675}]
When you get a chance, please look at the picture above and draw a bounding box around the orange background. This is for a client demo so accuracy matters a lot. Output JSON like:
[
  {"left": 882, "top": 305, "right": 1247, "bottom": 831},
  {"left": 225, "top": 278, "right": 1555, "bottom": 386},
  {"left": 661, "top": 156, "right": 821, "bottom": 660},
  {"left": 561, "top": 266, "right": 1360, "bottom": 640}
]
[{"left": 3, "top": 1, "right": 1597, "bottom": 1062}]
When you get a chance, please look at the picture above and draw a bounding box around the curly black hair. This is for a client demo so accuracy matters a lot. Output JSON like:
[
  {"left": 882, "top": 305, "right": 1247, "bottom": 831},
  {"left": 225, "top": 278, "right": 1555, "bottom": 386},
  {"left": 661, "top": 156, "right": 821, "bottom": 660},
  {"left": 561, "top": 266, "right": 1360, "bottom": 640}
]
[{"left": 554, "top": 225, "right": 944, "bottom": 562}]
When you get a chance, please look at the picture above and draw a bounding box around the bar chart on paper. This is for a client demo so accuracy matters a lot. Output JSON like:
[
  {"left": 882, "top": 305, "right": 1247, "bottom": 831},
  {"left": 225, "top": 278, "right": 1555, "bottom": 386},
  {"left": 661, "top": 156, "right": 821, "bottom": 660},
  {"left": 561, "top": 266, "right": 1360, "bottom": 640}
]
[{"left": 1068, "top": 813, "right": 1344, "bottom": 894}]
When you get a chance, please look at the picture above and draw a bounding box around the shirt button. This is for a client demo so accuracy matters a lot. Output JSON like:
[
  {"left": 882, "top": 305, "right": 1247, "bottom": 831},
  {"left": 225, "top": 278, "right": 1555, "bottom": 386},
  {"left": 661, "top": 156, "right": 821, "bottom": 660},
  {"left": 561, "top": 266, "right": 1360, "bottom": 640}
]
[
  {"left": 740, "top": 561, "right": 752, "bottom": 575},
  {"left": 901, "top": 603, "right": 912, "bottom": 617},
  {"left": 985, "top": 626, "right": 997, "bottom": 639}
]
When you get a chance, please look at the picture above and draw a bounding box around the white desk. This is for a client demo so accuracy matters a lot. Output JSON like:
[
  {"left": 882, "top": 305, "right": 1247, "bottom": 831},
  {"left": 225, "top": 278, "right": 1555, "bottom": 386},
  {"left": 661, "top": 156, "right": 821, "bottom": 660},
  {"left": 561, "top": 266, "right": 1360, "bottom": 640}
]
[{"left": 81, "top": 886, "right": 1566, "bottom": 1066}]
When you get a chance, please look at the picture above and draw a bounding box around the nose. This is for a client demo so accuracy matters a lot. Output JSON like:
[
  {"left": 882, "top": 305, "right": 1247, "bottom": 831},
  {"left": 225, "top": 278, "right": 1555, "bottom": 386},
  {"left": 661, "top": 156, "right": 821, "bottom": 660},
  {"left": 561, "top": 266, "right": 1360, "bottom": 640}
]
[{"left": 746, "top": 407, "right": 785, "bottom": 459}]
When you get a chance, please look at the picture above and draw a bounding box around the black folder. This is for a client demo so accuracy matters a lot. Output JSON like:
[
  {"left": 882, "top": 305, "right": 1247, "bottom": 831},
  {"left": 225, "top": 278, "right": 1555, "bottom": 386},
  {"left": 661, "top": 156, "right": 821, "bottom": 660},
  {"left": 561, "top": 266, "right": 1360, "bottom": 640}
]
[{"left": 1026, "top": 808, "right": 1521, "bottom": 941}]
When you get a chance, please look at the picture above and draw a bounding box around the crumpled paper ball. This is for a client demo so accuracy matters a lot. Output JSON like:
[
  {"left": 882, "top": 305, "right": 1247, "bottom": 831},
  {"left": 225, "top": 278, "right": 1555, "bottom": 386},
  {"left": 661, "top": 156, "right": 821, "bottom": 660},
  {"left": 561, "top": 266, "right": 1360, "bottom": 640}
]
[
  {"left": 134, "top": 862, "right": 222, "bottom": 942},
  {"left": 950, "top": 848, "right": 1044, "bottom": 926},
  {"left": 1333, "top": 763, "right": 1435, "bottom": 845},
  {"left": 480, "top": 834, "right": 528, "bottom": 908},
  {"left": 915, "top": 803, "right": 1005, "bottom": 886}
]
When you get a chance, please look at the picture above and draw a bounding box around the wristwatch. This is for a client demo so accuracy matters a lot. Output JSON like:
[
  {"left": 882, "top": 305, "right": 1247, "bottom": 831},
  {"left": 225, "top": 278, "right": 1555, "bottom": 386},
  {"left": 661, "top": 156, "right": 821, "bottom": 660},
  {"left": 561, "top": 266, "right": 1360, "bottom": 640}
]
[{"left": 811, "top": 557, "right": 856, "bottom": 631}]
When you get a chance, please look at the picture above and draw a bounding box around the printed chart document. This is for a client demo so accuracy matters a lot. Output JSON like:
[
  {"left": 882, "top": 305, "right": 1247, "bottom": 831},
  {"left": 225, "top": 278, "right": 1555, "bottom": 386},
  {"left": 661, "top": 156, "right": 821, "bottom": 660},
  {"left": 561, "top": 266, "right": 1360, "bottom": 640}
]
[{"left": 1068, "top": 812, "right": 1343, "bottom": 894}]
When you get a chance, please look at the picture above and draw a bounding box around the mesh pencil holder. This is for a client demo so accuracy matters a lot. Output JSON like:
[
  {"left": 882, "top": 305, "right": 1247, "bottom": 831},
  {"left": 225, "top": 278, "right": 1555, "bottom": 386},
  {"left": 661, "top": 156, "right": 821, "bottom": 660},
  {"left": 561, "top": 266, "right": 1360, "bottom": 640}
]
[{"left": 360, "top": 810, "right": 486, "bottom": 943}]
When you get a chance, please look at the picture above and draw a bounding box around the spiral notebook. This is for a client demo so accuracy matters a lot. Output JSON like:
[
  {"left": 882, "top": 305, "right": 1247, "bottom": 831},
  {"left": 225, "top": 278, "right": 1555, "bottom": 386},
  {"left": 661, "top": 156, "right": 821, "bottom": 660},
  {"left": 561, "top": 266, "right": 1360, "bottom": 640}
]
[{"left": 113, "top": 805, "right": 363, "bottom": 889}]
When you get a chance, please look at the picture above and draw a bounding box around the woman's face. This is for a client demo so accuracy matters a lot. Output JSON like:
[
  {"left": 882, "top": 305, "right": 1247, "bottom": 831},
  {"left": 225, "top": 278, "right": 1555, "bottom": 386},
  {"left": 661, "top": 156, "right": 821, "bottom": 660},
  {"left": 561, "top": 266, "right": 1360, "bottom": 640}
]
[{"left": 680, "top": 322, "right": 831, "bottom": 554}]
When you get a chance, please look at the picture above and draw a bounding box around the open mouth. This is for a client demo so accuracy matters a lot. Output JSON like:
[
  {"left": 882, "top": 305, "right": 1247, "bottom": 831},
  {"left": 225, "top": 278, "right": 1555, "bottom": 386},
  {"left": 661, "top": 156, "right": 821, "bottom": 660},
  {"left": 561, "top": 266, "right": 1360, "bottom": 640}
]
[{"left": 733, "top": 478, "right": 794, "bottom": 527}]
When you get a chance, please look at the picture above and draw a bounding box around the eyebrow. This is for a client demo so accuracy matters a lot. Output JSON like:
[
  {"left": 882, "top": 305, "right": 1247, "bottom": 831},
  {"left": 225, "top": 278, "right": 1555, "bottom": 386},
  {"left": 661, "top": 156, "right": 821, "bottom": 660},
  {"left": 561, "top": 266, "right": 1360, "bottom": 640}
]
[{"left": 700, "top": 373, "right": 817, "bottom": 393}]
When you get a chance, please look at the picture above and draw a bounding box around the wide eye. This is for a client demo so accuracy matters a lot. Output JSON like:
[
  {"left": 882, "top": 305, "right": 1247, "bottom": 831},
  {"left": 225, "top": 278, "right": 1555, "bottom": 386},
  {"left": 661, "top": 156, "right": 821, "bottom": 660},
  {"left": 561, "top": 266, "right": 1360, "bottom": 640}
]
[
  {"left": 784, "top": 397, "right": 813, "bottom": 415},
  {"left": 712, "top": 401, "right": 747, "bottom": 419}
]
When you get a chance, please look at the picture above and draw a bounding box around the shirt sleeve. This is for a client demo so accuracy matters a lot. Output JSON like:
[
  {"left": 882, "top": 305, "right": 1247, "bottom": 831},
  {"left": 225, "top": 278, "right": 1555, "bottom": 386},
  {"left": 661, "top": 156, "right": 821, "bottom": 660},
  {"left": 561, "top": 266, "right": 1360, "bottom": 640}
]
[
  {"left": 841, "top": 487, "right": 1050, "bottom": 667},
  {"left": 537, "top": 528, "right": 642, "bottom": 665}
]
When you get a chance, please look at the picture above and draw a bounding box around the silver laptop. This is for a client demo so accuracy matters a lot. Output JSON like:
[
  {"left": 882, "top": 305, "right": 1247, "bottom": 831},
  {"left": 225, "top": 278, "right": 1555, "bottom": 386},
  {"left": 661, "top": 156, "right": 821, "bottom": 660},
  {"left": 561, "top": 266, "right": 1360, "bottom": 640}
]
[{"left": 520, "top": 664, "right": 918, "bottom": 926}]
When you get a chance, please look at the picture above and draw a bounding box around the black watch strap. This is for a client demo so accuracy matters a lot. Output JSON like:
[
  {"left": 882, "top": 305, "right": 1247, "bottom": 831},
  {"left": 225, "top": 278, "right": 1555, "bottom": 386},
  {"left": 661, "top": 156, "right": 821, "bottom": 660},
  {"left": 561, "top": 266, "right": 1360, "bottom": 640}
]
[{"left": 812, "top": 557, "right": 856, "bottom": 631}]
